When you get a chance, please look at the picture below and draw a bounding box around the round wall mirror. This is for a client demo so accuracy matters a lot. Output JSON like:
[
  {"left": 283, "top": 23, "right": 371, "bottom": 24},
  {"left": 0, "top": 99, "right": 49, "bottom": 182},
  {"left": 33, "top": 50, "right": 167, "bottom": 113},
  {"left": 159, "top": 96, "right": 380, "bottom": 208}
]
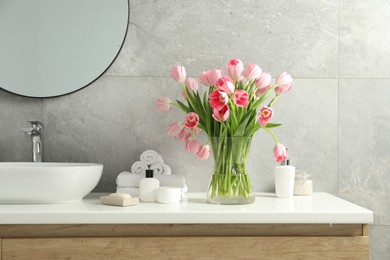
[{"left": 0, "top": 0, "right": 129, "bottom": 98}]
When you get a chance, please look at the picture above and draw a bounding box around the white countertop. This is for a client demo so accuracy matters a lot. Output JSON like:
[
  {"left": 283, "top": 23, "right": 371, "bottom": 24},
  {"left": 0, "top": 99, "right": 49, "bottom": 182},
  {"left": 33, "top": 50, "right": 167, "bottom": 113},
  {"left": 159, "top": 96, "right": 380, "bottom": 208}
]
[{"left": 0, "top": 192, "right": 373, "bottom": 224}]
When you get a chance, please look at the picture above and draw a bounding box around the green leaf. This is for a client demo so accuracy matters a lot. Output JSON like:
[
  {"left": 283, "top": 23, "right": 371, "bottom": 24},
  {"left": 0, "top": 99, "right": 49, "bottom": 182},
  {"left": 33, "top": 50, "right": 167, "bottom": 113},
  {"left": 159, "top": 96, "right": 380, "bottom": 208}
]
[
  {"left": 243, "top": 110, "right": 258, "bottom": 136},
  {"left": 186, "top": 90, "right": 203, "bottom": 118},
  {"left": 234, "top": 116, "right": 250, "bottom": 137},
  {"left": 265, "top": 123, "right": 282, "bottom": 128},
  {"left": 221, "top": 124, "right": 228, "bottom": 136},
  {"left": 246, "top": 80, "right": 256, "bottom": 95},
  {"left": 229, "top": 109, "right": 238, "bottom": 133},
  {"left": 203, "top": 92, "right": 213, "bottom": 136},
  {"left": 194, "top": 91, "right": 206, "bottom": 116},
  {"left": 248, "top": 124, "right": 262, "bottom": 136},
  {"left": 203, "top": 91, "right": 209, "bottom": 108},
  {"left": 196, "top": 124, "right": 207, "bottom": 133},
  {"left": 176, "top": 100, "right": 191, "bottom": 113},
  {"left": 249, "top": 84, "right": 275, "bottom": 111}
]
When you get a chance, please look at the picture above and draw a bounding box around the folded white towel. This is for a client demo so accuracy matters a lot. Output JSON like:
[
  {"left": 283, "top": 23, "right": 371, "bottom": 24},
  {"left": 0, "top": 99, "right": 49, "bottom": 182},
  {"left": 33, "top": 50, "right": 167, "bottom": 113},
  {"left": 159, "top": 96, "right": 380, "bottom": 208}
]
[
  {"left": 140, "top": 150, "right": 164, "bottom": 166},
  {"left": 155, "top": 175, "right": 185, "bottom": 189},
  {"left": 131, "top": 161, "right": 148, "bottom": 175},
  {"left": 116, "top": 187, "right": 139, "bottom": 197},
  {"left": 116, "top": 171, "right": 143, "bottom": 187},
  {"left": 150, "top": 162, "right": 172, "bottom": 175}
]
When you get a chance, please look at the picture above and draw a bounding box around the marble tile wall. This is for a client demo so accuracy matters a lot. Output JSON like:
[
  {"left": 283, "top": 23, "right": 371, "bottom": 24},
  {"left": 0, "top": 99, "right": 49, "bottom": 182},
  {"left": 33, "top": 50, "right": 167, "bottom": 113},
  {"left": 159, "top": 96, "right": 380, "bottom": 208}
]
[{"left": 0, "top": 0, "right": 388, "bottom": 258}]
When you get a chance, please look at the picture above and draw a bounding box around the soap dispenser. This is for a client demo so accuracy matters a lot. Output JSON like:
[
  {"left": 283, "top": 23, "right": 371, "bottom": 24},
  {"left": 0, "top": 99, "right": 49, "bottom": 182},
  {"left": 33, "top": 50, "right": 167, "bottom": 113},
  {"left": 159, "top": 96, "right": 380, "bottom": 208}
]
[
  {"left": 139, "top": 169, "right": 160, "bottom": 202},
  {"left": 274, "top": 156, "right": 295, "bottom": 198}
]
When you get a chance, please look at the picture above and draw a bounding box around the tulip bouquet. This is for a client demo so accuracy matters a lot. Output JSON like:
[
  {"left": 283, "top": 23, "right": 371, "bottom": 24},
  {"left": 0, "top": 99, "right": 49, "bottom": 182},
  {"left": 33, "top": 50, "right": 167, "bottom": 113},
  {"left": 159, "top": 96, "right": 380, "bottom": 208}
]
[{"left": 156, "top": 59, "right": 291, "bottom": 204}]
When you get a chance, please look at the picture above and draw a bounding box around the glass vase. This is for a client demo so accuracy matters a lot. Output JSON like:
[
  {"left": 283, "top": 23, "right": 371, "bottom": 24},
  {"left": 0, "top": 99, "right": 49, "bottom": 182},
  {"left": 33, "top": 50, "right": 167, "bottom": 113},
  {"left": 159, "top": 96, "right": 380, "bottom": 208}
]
[{"left": 206, "top": 137, "right": 255, "bottom": 204}]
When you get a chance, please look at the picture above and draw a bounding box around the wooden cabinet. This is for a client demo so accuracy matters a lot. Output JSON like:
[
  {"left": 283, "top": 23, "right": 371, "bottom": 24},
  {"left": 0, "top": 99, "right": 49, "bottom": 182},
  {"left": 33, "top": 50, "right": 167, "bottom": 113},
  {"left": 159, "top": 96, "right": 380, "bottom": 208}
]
[{"left": 0, "top": 224, "right": 369, "bottom": 260}]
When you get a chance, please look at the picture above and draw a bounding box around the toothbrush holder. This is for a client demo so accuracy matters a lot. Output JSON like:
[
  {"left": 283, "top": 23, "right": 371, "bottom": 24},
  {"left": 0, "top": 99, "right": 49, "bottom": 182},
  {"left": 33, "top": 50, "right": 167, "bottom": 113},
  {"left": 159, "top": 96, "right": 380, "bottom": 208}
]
[{"left": 274, "top": 165, "right": 296, "bottom": 198}]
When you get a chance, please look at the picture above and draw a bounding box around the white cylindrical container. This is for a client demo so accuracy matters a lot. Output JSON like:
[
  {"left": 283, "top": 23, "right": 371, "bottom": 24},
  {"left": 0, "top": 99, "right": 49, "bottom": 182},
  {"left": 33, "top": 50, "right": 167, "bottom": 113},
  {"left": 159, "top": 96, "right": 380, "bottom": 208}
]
[
  {"left": 156, "top": 187, "right": 182, "bottom": 204},
  {"left": 294, "top": 170, "right": 313, "bottom": 195},
  {"left": 139, "top": 169, "right": 160, "bottom": 202},
  {"left": 274, "top": 165, "right": 295, "bottom": 198}
]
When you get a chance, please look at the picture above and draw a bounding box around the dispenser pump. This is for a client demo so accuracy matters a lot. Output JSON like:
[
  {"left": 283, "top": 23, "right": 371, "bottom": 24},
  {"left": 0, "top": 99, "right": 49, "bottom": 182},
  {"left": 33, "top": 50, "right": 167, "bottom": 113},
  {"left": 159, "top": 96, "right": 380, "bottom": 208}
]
[
  {"left": 281, "top": 148, "right": 289, "bottom": 166},
  {"left": 146, "top": 169, "right": 154, "bottom": 178}
]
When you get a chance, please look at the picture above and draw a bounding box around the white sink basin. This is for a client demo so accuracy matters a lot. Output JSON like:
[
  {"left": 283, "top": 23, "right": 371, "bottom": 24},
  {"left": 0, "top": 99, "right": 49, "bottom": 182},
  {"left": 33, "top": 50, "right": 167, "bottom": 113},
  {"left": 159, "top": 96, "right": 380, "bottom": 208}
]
[{"left": 0, "top": 162, "right": 103, "bottom": 203}]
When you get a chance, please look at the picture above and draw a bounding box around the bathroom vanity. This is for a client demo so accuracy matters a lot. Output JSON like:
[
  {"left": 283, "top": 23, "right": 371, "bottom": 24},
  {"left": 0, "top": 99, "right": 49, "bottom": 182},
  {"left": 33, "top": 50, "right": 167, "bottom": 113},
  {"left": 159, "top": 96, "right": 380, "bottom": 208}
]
[{"left": 0, "top": 193, "right": 373, "bottom": 259}]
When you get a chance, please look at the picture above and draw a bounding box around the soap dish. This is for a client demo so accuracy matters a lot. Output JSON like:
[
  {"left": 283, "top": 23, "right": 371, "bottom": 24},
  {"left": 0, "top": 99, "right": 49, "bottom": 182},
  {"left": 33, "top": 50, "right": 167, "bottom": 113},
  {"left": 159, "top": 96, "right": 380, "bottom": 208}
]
[{"left": 100, "top": 193, "right": 139, "bottom": 207}]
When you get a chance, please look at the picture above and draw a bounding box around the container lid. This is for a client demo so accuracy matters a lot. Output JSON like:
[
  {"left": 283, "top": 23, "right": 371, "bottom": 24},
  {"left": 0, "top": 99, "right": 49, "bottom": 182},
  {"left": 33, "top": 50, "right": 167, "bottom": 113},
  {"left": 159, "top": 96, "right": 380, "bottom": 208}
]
[
  {"left": 145, "top": 169, "right": 154, "bottom": 178},
  {"left": 295, "top": 170, "right": 311, "bottom": 179}
]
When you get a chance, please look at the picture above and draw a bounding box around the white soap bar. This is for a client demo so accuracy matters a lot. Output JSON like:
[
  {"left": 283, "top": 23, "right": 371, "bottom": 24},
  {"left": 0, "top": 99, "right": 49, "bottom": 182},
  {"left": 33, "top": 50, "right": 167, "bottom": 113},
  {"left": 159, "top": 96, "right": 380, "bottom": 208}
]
[
  {"left": 100, "top": 193, "right": 139, "bottom": 207},
  {"left": 156, "top": 187, "right": 182, "bottom": 204}
]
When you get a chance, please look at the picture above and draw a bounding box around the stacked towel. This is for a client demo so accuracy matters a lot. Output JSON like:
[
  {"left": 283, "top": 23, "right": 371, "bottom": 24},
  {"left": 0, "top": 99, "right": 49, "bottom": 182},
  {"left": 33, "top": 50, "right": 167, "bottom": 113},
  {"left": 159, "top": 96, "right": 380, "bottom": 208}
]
[
  {"left": 116, "top": 150, "right": 187, "bottom": 195},
  {"left": 150, "top": 162, "right": 172, "bottom": 175},
  {"left": 130, "top": 161, "right": 149, "bottom": 175},
  {"left": 130, "top": 150, "right": 172, "bottom": 175},
  {"left": 140, "top": 150, "right": 164, "bottom": 166}
]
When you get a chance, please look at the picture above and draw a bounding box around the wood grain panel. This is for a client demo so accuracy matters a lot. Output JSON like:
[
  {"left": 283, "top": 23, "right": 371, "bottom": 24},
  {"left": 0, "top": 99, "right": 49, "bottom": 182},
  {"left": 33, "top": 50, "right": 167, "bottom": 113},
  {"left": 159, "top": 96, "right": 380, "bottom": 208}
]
[
  {"left": 2, "top": 236, "right": 369, "bottom": 260},
  {"left": 363, "top": 224, "right": 369, "bottom": 236},
  {"left": 0, "top": 224, "right": 364, "bottom": 238}
]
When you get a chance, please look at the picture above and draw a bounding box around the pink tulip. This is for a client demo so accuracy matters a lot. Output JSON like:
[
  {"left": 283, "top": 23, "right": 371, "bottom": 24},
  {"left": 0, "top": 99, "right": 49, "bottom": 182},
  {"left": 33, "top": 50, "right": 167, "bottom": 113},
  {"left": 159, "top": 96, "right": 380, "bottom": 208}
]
[
  {"left": 178, "top": 127, "right": 191, "bottom": 142},
  {"left": 258, "top": 106, "right": 273, "bottom": 126},
  {"left": 156, "top": 97, "right": 172, "bottom": 112},
  {"left": 171, "top": 65, "right": 186, "bottom": 83},
  {"left": 208, "top": 69, "right": 223, "bottom": 86},
  {"left": 212, "top": 105, "right": 230, "bottom": 122},
  {"left": 185, "top": 78, "right": 199, "bottom": 93},
  {"left": 243, "top": 63, "right": 262, "bottom": 82},
  {"left": 198, "top": 71, "right": 209, "bottom": 86},
  {"left": 185, "top": 112, "right": 199, "bottom": 129},
  {"left": 226, "top": 59, "right": 243, "bottom": 81},
  {"left": 185, "top": 137, "right": 201, "bottom": 154},
  {"left": 196, "top": 144, "right": 211, "bottom": 160},
  {"left": 209, "top": 90, "right": 228, "bottom": 110},
  {"left": 273, "top": 143, "right": 288, "bottom": 163},
  {"left": 216, "top": 76, "right": 235, "bottom": 94},
  {"left": 232, "top": 90, "right": 249, "bottom": 107},
  {"left": 167, "top": 121, "right": 183, "bottom": 137},
  {"left": 255, "top": 73, "right": 272, "bottom": 96},
  {"left": 198, "top": 69, "right": 223, "bottom": 86},
  {"left": 275, "top": 72, "right": 292, "bottom": 95}
]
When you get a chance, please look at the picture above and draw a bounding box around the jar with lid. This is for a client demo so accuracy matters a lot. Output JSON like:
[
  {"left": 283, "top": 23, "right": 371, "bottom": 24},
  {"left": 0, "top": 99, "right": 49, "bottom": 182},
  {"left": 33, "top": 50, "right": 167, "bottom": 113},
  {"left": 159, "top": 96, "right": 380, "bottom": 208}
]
[{"left": 293, "top": 170, "right": 313, "bottom": 195}]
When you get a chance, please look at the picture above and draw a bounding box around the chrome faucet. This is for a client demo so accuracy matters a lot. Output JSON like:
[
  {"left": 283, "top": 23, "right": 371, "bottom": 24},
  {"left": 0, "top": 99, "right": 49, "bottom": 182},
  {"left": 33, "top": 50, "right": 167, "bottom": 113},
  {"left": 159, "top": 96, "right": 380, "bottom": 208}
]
[{"left": 22, "top": 120, "right": 43, "bottom": 162}]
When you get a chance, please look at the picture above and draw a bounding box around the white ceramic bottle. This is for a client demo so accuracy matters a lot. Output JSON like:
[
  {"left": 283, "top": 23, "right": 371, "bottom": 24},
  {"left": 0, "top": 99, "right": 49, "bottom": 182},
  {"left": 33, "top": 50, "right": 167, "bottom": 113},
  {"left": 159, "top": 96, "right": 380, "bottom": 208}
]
[
  {"left": 274, "top": 159, "right": 296, "bottom": 198},
  {"left": 139, "top": 169, "right": 160, "bottom": 202}
]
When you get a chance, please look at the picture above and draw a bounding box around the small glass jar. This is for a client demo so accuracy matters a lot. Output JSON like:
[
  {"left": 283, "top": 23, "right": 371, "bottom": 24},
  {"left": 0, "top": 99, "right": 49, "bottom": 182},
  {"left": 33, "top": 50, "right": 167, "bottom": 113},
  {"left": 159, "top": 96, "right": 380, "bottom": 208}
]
[{"left": 294, "top": 170, "right": 313, "bottom": 195}]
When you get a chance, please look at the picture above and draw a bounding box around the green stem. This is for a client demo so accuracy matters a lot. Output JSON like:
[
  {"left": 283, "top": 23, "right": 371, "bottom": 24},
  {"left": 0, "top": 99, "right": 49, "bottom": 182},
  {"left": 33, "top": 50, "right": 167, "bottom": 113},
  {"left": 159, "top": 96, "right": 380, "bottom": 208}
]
[
  {"left": 208, "top": 137, "right": 254, "bottom": 200},
  {"left": 261, "top": 127, "right": 279, "bottom": 143},
  {"left": 268, "top": 94, "right": 279, "bottom": 107},
  {"left": 170, "top": 102, "right": 183, "bottom": 109}
]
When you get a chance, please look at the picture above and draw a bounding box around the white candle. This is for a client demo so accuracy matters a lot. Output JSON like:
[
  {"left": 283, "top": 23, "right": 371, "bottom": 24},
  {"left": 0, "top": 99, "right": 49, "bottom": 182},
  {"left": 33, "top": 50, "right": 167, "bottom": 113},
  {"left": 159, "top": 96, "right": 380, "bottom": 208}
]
[{"left": 294, "top": 171, "right": 313, "bottom": 195}]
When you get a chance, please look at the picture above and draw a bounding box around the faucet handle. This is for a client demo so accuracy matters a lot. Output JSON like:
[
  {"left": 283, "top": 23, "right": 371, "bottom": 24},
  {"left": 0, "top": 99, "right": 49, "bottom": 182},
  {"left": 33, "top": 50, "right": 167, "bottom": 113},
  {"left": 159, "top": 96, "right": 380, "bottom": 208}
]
[{"left": 28, "top": 120, "right": 43, "bottom": 131}]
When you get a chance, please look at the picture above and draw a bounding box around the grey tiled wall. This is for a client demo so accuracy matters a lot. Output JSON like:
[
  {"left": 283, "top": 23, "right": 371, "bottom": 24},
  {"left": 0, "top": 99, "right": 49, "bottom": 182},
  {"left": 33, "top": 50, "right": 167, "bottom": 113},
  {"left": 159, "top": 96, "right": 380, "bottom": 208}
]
[{"left": 0, "top": 0, "right": 389, "bottom": 258}]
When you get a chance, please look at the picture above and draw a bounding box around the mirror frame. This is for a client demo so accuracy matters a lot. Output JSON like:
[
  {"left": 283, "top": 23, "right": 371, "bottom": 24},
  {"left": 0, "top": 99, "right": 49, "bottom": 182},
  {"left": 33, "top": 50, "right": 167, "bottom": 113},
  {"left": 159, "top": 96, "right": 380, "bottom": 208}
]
[{"left": 0, "top": 0, "right": 129, "bottom": 98}]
